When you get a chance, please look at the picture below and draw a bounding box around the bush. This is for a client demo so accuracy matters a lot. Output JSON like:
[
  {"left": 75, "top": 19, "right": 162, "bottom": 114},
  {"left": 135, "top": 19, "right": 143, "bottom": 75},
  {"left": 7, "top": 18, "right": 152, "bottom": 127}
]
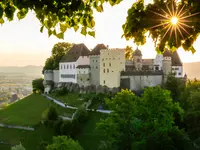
[
  {"left": 39, "top": 140, "right": 48, "bottom": 150},
  {"left": 74, "top": 108, "right": 88, "bottom": 123},
  {"left": 54, "top": 119, "right": 63, "bottom": 135},
  {"left": 32, "top": 78, "right": 44, "bottom": 93},
  {"left": 11, "top": 143, "right": 26, "bottom": 150},
  {"left": 54, "top": 87, "right": 69, "bottom": 96},
  {"left": 60, "top": 121, "right": 72, "bottom": 135},
  {"left": 47, "top": 106, "right": 58, "bottom": 121}
]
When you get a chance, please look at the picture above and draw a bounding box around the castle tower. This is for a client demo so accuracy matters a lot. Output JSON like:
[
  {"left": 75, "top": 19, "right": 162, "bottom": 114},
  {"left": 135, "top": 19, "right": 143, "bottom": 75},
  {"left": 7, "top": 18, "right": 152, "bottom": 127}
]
[
  {"left": 162, "top": 50, "right": 172, "bottom": 81},
  {"left": 132, "top": 47, "right": 142, "bottom": 70}
]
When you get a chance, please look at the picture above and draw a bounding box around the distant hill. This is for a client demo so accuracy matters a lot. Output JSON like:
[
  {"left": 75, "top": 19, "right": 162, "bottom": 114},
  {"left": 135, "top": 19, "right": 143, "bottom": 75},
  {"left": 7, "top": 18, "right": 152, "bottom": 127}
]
[
  {"left": 183, "top": 62, "right": 200, "bottom": 79},
  {"left": 0, "top": 65, "right": 43, "bottom": 77}
]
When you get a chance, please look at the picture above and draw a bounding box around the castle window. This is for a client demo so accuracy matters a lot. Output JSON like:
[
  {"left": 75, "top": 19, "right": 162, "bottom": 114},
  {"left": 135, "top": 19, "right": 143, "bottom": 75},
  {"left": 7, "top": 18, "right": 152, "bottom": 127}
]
[
  {"left": 109, "top": 63, "right": 111, "bottom": 67},
  {"left": 107, "top": 69, "right": 109, "bottom": 73},
  {"left": 137, "top": 59, "right": 140, "bottom": 62},
  {"left": 93, "top": 60, "right": 94, "bottom": 62},
  {"left": 175, "top": 68, "right": 179, "bottom": 70},
  {"left": 102, "top": 59, "right": 104, "bottom": 61},
  {"left": 103, "top": 69, "right": 105, "bottom": 73},
  {"left": 73, "top": 64, "right": 75, "bottom": 69},
  {"left": 67, "top": 65, "right": 68, "bottom": 69},
  {"left": 103, "top": 80, "right": 105, "bottom": 84},
  {"left": 96, "top": 66, "right": 98, "bottom": 69},
  {"left": 96, "top": 60, "right": 98, "bottom": 62},
  {"left": 87, "top": 78, "right": 90, "bottom": 81},
  {"left": 70, "top": 65, "right": 72, "bottom": 69},
  {"left": 103, "top": 63, "right": 105, "bottom": 67},
  {"left": 61, "top": 65, "right": 62, "bottom": 69},
  {"left": 64, "top": 65, "right": 65, "bottom": 69},
  {"left": 80, "top": 78, "right": 82, "bottom": 81},
  {"left": 178, "top": 72, "right": 182, "bottom": 75},
  {"left": 84, "top": 71, "right": 85, "bottom": 74},
  {"left": 155, "top": 66, "right": 159, "bottom": 70}
]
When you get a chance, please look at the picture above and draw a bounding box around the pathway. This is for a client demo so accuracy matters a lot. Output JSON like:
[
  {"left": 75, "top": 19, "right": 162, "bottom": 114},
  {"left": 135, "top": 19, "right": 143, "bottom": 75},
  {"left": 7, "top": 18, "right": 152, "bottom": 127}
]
[
  {"left": 0, "top": 123, "right": 34, "bottom": 131},
  {"left": 42, "top": 94, "right": 112, "bottom": 114}
]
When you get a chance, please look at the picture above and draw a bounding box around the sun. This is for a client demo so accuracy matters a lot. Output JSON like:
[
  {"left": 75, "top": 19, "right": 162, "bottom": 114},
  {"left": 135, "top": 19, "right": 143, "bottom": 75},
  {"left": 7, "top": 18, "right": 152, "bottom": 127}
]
[{"left": 171, "top": 16, "right": 178, "bottom": 25}]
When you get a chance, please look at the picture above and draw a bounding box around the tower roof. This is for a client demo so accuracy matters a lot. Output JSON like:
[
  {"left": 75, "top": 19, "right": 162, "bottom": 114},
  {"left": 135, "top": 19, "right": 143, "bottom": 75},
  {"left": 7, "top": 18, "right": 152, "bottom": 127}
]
[
  {"left": 90, "top": 44, "right": 107, "bottom": 55},
  {"left": 60, "top": 43, "right": 90, "bottom": 62},
  {"left": 133, "top": 47, "right": 142, "bottom": 56},
  {"left": 163, "top": 49, "right": 182, "bottom": 66}
]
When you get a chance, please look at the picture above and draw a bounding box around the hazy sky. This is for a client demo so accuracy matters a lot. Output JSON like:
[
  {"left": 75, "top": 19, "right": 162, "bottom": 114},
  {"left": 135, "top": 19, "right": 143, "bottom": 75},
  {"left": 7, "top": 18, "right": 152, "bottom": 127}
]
[{"left": 0, "top": 0, "right": 199, "bottom": 66}]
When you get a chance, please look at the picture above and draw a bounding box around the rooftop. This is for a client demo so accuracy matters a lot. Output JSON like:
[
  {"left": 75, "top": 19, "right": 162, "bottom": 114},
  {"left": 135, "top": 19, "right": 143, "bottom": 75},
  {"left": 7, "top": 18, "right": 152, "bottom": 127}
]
[
  {"left": 90, "top": 44, "right": 107, "bottom": 55},
  {"left": 60, "top": 43, "right": 90, "bottom": 62}
]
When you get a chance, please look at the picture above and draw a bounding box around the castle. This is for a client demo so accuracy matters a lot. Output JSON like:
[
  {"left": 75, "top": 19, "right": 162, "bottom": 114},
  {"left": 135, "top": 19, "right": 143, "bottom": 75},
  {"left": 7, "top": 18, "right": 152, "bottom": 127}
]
[{"left": 43, "top": 43, "right": 186, "bottom": 93}]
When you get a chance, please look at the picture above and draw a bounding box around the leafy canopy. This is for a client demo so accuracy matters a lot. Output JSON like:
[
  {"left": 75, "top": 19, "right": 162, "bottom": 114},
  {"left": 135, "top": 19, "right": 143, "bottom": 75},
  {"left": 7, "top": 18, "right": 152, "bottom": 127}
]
[
  {"left": 46, "top": 136, "right": 83, "bottom": 150},
  {"left": 43, "top": 42, "right": 72, "bottom": 72},
  {"left": 0, "top": 0, "right": 122, "bottom": 39},
  {"left": 122, "top": 0, "right": 200, "bottom": 53}
]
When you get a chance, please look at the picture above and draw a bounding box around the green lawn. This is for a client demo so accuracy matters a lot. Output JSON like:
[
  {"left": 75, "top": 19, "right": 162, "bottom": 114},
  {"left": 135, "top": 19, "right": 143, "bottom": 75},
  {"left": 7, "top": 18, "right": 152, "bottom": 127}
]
[
  {"left": 0, "top": 125, "right": 55, "bottom": 150},
  {"left": 76, "top": 112, "right": 108, "bottom": 150},
  {"left": 50, "top": 93, "right": 84, "bottom": 107},
  {"left": 0, "top": 94, "right": 75, "bottom": 126}
]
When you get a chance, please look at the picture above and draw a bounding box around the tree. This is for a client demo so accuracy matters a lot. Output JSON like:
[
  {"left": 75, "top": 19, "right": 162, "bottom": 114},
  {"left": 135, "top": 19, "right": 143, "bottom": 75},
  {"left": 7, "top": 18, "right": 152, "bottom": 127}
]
[
  {"left": 125, "top": 46, "right": 134, "bottom": 60},
  {"left": 43, "top": 42, "right": 73, "bottom": 72},
  {"left": 47, "top": 106, "right": 58, "bottom": 121},
  {"left": 32, "top": 78, "right": 44, "bottom": 93},
  {"left": 97, "top": 89, "right": 138, "bottom": 150},
  {"left": 164, "top": 73, "right": 185, "bottom": 101},
  {"left": 11, "top": 143, "right": 26, "bottom": 150},
  {"left": 46, "top": 136, "right": 83, "bottom": 150},
  {"left": 122, "top": 0, "right": 200, "bottom": 53},
  {"left": 97, "top": 87, "right": 191, "bottom": 150}
]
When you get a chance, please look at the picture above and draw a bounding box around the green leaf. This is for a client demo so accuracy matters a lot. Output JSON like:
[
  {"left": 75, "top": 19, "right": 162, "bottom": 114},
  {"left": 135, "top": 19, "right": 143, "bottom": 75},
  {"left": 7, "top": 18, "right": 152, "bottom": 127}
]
[
  {"left": 81, "top": 27, "right": 87, "bottom": 36},
  {"left": 57, "top": 33, "right": 64, "bottom": 39},
  {"left": 0, "top": 4, "right": 3, "bottom": 18},
  {"left": 17, "top": 8, "right": 28, "bottom": 20},
  {"left": 60, "top": 23, "right": 68, "bottom": 33},
  {"left": 0, "top": 18, "right": 4, "bottom": 24},
  {"left": 74, "top": 25, "right": 79, "bottom": 32},
  {"left": 48, "top": 30, "right": 52, "bottom": 37},
  {"left": 96, "top": 5, "right": 104, "bottom": 12},
  {"left": 88, "top": 31, "right": 95, "bottom": 37},
  {"left": 40, "top": 25, "right": 44, "bottom": 33}
]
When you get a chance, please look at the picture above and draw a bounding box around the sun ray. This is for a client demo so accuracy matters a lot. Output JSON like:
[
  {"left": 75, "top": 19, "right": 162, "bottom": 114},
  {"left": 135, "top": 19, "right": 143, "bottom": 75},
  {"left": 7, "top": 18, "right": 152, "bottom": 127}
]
[
  {"left": 150, "top": 22, "right": 169, "bottom": 29},
  {"left": 149, "top": 10, "right": 169, "bottom": 19},
  {"left": 176, "top": 4, "right": 185, "bottom": 17},
  {"left": 172, "top": 1, "right": 175, "bottom": 16},
  {"left": 175, "top": 26, "right": 178, "bottom": 46},
  {"left": 178, "top": 24, "right": 190, "bottom": 35},
  {"left": 166, "top": 4, "right": 173, "bottom": 17},
  {"left": 176, "top": 24, "right": 184, "bottom": 39},
  {"left": 161, "top": 25, "right": 172, "bottom": 41},
  {"left": 180, "top": 12, "right": 200, "bottom": 20},
  {"left": 179, "top": 22, "right": 193, "bottom": 29}
]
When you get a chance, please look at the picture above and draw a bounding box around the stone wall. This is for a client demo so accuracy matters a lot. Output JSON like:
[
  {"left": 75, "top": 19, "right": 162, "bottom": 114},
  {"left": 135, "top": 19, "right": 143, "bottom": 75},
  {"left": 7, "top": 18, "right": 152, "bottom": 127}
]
[
  {"left": 77, "top": 74, "right": 91, "bottom": 87},
  {"left": 120, "top": 73, "right": 163, "bottom": 91}
]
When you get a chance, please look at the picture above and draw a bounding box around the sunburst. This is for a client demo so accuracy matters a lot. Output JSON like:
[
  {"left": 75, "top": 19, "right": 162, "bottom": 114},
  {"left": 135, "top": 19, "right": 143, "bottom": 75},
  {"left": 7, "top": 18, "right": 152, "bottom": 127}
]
[{"left": 149, "top": 1, "right": 200, "bottom": 48}]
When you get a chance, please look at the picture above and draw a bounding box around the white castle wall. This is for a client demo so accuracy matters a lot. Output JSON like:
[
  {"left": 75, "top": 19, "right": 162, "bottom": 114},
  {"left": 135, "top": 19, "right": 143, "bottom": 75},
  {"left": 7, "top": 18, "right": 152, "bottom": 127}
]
[
  {"left": 59, "top": 62, "right": 77, "bottom": 83},
  {"left": 121, "top": 75, "right": 163, "bottom": 91},
  {"left": 53, "top": 70, "right": 59, "bottom": 83},
  {"left": 44, "top": 70, "right": 53, "bottom": 81}
]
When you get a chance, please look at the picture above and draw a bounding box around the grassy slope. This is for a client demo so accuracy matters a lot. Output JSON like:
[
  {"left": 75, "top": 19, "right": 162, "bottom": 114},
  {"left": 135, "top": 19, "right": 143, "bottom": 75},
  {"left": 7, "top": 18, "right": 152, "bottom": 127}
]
[
  {"left": 76, "top": 112, "right": 108, "bottom": 150},
  {"left": 0, "top": 125, "right": 54, "bottom": 150},
  {"left": 50, "top": 93, "right": 84, "bottom": 107},
  {"left": 0, "top": 94, "right": 75, "bottom": 126},
  {"left": 0, "top": 94, "right": 109, "bottom": 150}
]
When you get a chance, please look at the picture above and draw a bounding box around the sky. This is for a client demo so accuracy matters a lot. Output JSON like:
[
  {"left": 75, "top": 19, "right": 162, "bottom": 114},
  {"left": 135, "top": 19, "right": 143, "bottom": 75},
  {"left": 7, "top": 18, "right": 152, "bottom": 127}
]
[{"left": 0, "top": 0, "right": 199, "bottom": 66}]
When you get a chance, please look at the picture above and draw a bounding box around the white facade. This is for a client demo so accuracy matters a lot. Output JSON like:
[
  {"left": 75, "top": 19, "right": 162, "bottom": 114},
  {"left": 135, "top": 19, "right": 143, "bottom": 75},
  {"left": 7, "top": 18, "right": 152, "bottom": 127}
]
[
  {"left": 59, "top": 62, "right": 77, "bottom": 83},
  {"left": 154, "top": 54, "right": 163, "bottom": 70},
  {"left": 100, "top": 49, "right": 125, "bottom": 88},
  {"left": 44, "top": 70, "right": 53, "bottom": 81},
  {"left": 172, "top": 66, "right": 183, "bottom": 78},
  {"left": 53, "top": 70, "right": 59, "bottom": 83}
]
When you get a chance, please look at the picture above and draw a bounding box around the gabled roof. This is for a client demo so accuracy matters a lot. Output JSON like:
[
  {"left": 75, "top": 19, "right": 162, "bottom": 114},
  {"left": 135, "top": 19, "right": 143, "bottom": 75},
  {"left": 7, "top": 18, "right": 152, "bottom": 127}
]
[
  {"left": 163, "top": 49, "right": 182, "bottom": 66},
  {"left": 60, "top": 43, "right": 90, "bottom": 62},
  {"left": 90, "top": 44, "right": 107, "bottom": 55}
]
